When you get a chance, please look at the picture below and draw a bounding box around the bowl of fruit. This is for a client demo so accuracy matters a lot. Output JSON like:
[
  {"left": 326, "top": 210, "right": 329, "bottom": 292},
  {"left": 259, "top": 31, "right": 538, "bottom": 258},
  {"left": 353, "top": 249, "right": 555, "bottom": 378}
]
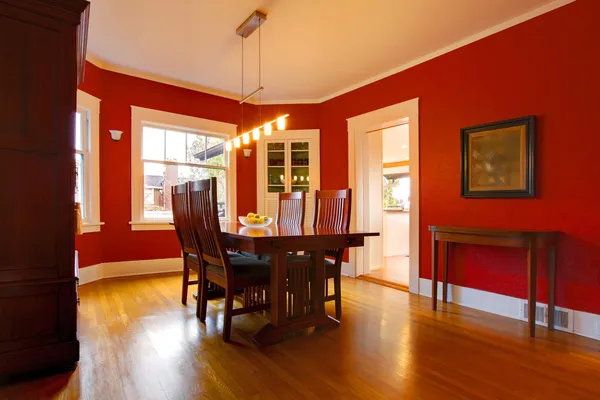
[{"left": 239, "top": 213, "right": 273, "bottom": 227}]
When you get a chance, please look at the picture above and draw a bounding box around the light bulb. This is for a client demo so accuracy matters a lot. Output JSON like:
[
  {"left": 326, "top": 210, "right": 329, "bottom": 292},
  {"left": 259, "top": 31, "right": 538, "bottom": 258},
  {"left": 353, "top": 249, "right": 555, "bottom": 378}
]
[
  {"left": 300, "top": 176, "right": 304, "bottom": 181},
  {"left": 242, "top": 133, "right": 250, "bottom": 144},
  {"left": 293, "top": 175, "right": 297, "bottom": 181},
  {"left": 234, "top": 137, "right": 241, "bottom": 148},
  {"left": 264, "top": 122, "right": 272, "bottom": 136},
  {"left": 252, "top": 128, "right": 260, "bottom": 140},
  {"left": 225, "top": 141, "right": 233, "bottom": 152},
  {"left": 277, "top": 116, "right": 286, "bottom": 130},
  {"left": 279, "top": 174, "right": 284, "bottom": 182},
  {"left": 307, "top": 176, "right": 310, "bottom": 182}
]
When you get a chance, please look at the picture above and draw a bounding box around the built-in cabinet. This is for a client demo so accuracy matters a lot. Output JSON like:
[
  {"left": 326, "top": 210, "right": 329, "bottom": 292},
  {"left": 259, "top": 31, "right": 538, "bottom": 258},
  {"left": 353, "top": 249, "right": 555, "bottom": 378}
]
[{"left": 257, "top": 130, "right": 320, "bottom": 224}]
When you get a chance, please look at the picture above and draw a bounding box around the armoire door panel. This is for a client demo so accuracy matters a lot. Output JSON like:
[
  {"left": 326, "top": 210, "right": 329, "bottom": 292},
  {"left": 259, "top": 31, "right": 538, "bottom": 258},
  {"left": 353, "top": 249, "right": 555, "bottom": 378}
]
[
  {"left": 0, "top": 150, "right": 59, "bottom": 277},
  {"left": 0, "top": 10, "right": 60, "bottom": 152}
]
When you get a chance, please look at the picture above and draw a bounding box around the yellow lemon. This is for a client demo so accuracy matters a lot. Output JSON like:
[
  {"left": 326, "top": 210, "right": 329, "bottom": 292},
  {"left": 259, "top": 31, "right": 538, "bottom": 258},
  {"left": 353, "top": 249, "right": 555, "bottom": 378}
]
[
  {"left": 257, "top": 217, "right": 265, "bottom": 224},
  {"left": 247, "top": 212, "right": 255, "bottom": 218}
]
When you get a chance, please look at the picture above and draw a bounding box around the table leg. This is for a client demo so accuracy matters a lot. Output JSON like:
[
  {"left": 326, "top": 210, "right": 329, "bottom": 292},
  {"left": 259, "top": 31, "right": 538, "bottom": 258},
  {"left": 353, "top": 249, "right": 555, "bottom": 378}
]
[
  {"left": 253, "top": 251, "right": 287, "bottom": 346},
  {"left": 432, "top": 232, "right": 438, "bottom": 311},
  {"left": 527, "top": 239, "right": 538, "bottom": 338},
  {"left": 442, "top": 241, "right": 449, "bottom": 303},
  {"left": 548, "top": 246, "right": 557, "bottom": 331}
]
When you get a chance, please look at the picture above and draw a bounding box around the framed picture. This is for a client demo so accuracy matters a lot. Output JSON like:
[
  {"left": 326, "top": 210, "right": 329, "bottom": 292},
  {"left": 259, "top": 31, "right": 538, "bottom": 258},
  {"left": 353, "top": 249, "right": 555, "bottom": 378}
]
[{"left": 461, "top": 116, "right": 535, "bottom": 198}]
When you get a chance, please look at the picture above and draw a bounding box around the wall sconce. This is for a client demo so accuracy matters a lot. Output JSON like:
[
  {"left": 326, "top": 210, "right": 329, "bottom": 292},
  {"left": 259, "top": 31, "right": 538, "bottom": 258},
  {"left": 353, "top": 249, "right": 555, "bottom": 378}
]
[
  {"left": 109, "top": 130, "right": 123, "bottom": 141},
  {"left": 242, "top": 148, "right": 252, "bottom": 158}
]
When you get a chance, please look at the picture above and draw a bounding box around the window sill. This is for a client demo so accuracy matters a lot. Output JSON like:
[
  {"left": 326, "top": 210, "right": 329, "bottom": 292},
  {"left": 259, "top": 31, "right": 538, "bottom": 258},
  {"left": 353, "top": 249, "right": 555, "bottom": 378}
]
[
  {"left": 82, "top": 222, "right": 105, "bottom": 234},
  {"left": 130, "top": 221, "right": 175, "bottom": 231}
]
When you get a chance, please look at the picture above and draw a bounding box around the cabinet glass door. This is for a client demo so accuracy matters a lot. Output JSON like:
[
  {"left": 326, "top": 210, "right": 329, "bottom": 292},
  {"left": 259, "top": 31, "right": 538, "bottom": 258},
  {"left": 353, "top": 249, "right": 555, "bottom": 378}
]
[
  {"left": 290, "top": 141, "right": 310, "bottom": 193},
  {"left": 267, "top": 141, "right": 286, "bottom": 193}
]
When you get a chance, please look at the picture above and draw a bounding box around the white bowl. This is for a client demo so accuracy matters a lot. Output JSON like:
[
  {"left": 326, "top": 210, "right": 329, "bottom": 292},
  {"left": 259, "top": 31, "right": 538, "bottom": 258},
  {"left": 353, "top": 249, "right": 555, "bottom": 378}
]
[{"left": 238, "top": 216, "right": 273, "bottom": 227}]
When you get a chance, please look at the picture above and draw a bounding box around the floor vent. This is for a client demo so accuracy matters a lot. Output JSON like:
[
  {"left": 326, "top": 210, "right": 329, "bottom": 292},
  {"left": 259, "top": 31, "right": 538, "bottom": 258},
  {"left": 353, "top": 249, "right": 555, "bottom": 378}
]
[{"left": 520, "top": 301, "right": 573, "bottom": 333}]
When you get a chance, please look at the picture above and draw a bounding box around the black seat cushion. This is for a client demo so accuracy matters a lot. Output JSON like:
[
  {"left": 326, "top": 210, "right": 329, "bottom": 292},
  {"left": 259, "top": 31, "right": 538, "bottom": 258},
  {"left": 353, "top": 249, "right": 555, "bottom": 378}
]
[{"left": 207, "top": 256, "right": 270, "bottom": 284}]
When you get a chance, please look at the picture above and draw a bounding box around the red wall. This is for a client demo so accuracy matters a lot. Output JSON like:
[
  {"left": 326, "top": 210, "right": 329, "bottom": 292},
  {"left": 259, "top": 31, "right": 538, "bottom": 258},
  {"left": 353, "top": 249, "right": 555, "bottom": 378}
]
[
  {"left": 320, "top": 0, "right": 600, "bottom": 314},
  {"left": 76, "top": 0, "right": 600, "bottom": 315}
]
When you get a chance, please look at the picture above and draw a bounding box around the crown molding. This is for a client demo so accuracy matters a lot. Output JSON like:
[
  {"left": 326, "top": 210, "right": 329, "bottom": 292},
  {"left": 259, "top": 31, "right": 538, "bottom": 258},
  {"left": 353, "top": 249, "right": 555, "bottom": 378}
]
[
  {"left": 317, "top": 0, "right": 575, "bottom": 103},
  {"left": 86, "top": 0, "right": 573, "bottom": 106},
  {"left": 85, "top": 54, "right": 253, "bottom": 103}
]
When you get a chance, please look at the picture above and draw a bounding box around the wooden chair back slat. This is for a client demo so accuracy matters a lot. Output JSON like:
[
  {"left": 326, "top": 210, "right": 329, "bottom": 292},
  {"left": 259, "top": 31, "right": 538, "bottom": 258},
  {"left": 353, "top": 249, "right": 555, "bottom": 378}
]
[
  {"left": 171, "top": 183, "right": 196, "bottom": 255},
  {"left": 277, "top": 192, "right": 306, "bottom": 225},
  {"left": 313, "top": 189, "right": 352, "bottom": 257},
  {"left": 187, "top": 178, "right": 232, "bottom": 277}
]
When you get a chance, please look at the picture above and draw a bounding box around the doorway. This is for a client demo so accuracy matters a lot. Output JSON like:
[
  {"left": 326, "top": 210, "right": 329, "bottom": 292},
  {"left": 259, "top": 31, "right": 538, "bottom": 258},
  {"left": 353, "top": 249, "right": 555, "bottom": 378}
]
[
  {"left": 361, "top": 124, "right": 410, "bottom": 288},
  {"left": 346, "top": 98, "right": 420, "bottom": 294}
]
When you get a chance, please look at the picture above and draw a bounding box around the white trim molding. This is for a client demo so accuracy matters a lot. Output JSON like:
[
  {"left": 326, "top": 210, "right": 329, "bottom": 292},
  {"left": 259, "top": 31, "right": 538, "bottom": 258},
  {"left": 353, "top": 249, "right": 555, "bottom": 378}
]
[
  {"left": 130, "top": 106, "right": 238, "bottom": 231},
  {"left": 419, "top": 278, "right": 600, "bottom": 342},
  {"left": 347, "top": 98, "right": 419, "bottom": 294},
  {"left": 77, "top": 89, "right": 103, "bottom": 233},
  {"left": 78, "top": 258, "right": 183, "bottom": 285}
]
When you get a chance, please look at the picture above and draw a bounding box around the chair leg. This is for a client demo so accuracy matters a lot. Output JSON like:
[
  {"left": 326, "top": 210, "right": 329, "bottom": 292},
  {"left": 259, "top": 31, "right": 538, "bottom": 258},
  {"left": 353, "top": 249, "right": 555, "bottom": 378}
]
[
  {"left": 182, "top": 259, "right": 189, "bottom": 305},
  {"left": 222, "top": 288, "right": 235, "bottom": 342},
  {"left": 334, "top": 269, "right": 342, "bottom": 320},
  {"left": 198, "top": 274, "right": 209, "bottom": 322}
]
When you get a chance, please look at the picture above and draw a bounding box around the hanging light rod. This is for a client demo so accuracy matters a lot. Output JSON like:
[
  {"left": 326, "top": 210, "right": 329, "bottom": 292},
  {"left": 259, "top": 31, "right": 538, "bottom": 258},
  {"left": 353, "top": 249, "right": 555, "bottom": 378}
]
[
  {"left": 239, "top": 86, "right": 264, "bottom": 104},
  {"left": 236, "top": 10, "right": 267, "bottom": 38}
]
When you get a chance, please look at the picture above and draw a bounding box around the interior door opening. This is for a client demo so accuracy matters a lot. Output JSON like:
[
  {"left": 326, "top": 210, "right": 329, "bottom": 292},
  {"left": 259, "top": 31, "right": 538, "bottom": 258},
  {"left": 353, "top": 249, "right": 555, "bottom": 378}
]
[{"left": 361, "top": 124, "right": 410, "bottom": 289}]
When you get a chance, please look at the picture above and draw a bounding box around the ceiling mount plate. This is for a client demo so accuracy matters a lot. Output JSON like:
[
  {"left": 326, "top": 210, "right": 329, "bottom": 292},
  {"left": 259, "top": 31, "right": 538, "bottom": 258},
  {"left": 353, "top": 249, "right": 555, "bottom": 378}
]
[{"left": 236, "top": 10, "right": 267, "bottom": 38}]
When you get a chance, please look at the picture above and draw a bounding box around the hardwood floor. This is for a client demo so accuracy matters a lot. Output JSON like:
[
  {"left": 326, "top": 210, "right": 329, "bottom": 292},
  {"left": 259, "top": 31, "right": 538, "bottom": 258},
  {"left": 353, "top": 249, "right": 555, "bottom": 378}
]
[{"left": 1, "top": 273, "right": 600, "bottom": 399}]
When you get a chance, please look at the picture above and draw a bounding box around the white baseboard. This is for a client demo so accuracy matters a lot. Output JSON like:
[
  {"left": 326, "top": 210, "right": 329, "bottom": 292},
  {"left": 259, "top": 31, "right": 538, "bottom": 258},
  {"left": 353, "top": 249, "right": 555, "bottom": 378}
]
[
  {"left": 419, "top": 278, "right": 600, "bottom": 341},
  {"left": 79, "top": 258, "right": 182, "bottom": 285}
]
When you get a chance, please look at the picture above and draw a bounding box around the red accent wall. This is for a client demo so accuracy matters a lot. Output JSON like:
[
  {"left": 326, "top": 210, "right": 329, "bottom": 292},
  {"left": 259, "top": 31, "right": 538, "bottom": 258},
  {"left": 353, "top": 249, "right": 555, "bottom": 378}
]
[{"left": 320, "top": 0, "right": 600, "bottom": 314}]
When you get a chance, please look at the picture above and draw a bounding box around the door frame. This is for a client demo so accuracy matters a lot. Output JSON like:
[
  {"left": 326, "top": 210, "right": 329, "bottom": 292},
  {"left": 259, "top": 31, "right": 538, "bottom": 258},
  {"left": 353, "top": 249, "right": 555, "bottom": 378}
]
[
  {"left": 347, "top": 98, "right": 420, "bottom": 294},
  {"left": 256, "top": 129, "right": 321, "bottom": 217}
]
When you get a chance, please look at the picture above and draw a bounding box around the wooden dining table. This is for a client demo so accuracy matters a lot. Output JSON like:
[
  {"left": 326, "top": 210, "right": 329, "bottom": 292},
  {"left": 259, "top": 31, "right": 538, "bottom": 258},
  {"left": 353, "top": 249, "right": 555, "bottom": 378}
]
[{"left": 219, "top": 222, "right": 379, "bottom": 346}]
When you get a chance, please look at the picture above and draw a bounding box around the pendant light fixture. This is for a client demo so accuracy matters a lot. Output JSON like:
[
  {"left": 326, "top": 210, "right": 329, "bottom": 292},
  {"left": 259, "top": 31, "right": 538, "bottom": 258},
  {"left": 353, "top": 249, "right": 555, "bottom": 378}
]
[{"left": 224, "top": 10, "right": 288, "bottom": 153}]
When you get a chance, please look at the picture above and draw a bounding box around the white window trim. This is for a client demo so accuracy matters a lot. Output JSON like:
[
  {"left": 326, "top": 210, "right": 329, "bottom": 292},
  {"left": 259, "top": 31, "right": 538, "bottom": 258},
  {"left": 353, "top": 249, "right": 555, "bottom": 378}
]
[
  {"left": 77, "top": 90, "right": 103, "bottom": 234},
  {"left": 130, "top": 106, "right": 237, "bottom": 231}
]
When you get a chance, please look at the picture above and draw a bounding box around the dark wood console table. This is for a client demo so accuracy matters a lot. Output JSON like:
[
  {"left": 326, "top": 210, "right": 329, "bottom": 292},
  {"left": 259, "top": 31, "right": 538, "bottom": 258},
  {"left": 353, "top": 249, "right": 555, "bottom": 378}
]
[{"left": 429, "top": 226, "right": 559, "bottom": 338}]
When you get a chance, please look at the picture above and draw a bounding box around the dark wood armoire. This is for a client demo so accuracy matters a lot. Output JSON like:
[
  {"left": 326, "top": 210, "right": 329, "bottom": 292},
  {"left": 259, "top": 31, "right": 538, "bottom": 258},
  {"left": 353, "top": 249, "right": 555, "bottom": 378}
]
[{"left": 0, "top": 0, "right": 89, "bottom": 375}]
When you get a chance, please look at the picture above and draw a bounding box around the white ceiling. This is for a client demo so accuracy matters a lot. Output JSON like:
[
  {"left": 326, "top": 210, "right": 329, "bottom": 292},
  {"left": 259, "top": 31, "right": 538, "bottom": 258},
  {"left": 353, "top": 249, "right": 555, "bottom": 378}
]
[
  {"left": 382, "top": 125, "right": 409, "bottom": 163},
  {"left": 87, "top": 0, "right": 563, "bottom": 103}
]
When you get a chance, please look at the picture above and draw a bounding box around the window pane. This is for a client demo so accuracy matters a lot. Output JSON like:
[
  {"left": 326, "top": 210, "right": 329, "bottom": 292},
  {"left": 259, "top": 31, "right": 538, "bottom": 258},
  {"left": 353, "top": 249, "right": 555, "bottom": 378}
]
[
  {"left": 75, "top": 112, "right": 83, "bottom": 151},
  {"left": 142, "top": 127, "right": 165, "bottom": 161},
  {"left": 165, "top": 130, "right": 186, "bottom": 162},
  {"left": 383, "top": 175, "right": 410, "bottom": 210},
  {"left": 143, "top": 162, "right": 227, "bottom": 220},
  {"left": 75, "top": 153, "right": 86, "bottom": 219},
  {"left": 187, "top": 133, "right": 206, "bottom": 164},
  {"left": 206, "top": 136, "right": 225, "bottom": 167},
  {"left": 143, "top": 162, "right": 170, "bottom": 220},
  {"left": 267, "top": 142, "right": 285, "bottom": 151}
]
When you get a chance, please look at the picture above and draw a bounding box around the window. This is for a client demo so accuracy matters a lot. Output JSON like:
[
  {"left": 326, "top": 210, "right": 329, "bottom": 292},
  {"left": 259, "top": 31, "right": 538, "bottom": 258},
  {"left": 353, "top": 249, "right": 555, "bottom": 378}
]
[
  {"left": 76, "top": 90, "right": 102, "bottom": 233},
  {"left": 383, "top": 173, "right": 410, "bottom": 211},
  {"left": 131, "top": 107, "right": 237, "bottom": 230}
]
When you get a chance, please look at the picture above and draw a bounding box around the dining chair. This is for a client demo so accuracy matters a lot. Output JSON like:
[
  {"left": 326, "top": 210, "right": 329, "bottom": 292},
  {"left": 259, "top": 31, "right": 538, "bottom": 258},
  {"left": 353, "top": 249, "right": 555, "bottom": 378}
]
[
  {"left": 187, "top": 178, "right": 271, "bottom": 342},
  {"left": 287, "top": 189, "right": 352, "bottom": 320},
  {"left": 171, "top": 184, "right": 199, "bottom": 305},
  {"left": 276, "top": 191, "right": 306, "bottom": 225}
]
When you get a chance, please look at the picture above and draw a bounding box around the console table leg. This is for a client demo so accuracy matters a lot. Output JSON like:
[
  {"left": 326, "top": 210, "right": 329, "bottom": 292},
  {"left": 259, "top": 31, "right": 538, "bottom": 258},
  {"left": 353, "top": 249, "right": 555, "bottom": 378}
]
[
  {"left": 442, "top": 241, "right": 449, "bottom": 303},
  {"left": 548, "top": 246, "right": 556, "bottom": 331},
  {"left": 432, "top": 232, "right": 438, "bottom": 310},
  {"left": 527, "top": 240, "right": 538, "bottom": 338}
]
